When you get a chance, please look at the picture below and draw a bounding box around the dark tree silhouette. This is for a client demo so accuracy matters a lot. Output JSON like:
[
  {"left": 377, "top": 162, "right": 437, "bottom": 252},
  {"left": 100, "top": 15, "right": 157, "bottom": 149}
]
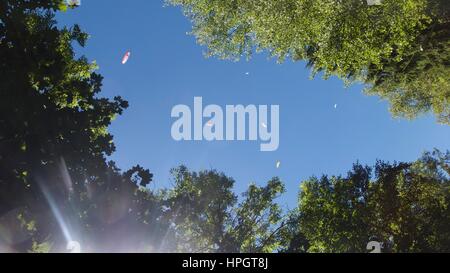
[{"left": 0, "top": 0, "right": 155, "bottom": 252}]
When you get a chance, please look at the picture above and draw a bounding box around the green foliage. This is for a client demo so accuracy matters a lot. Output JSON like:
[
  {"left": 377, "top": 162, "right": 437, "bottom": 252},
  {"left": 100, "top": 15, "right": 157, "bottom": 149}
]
[
  {"left": 161, "top": 167, "right": 286, "bottom": 253},
  {"left": 296, "top": 150, "right": 450, "bottom": 253},
  {"left": 1, "top": 0, "right": 449, "bottom": 253},
  {"left": 0, "top": 0, "right": 147, "bottom": 252},
  {"left": 365, "top": 9, "right": 450, "bottom": 123},
  {"left": 0, "top": 0, "right": 287, "bottom": 253},
  {"left": 168, "top": 0, "right": 450, "bottom": 124},
  {"left": 29, "top": 241, "right": 52, "bottom": 253}
]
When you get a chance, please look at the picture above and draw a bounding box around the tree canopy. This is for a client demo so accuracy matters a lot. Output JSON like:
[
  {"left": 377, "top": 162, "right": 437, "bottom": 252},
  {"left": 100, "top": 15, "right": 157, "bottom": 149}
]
[
  {"left": 0, "top": 0, "right": 151, "bottom": 251},
  {"left": 159, "top": 166, "right": 285, "bottom": 253},
  {"left": 290, "top": 149, "right": 450, "bottom": 253},
  {"left": 0, "top": 0, "right": 448, "bottom": 253},
  {"left": 168, "top": 0, "right": 450, "bottom": 124}
]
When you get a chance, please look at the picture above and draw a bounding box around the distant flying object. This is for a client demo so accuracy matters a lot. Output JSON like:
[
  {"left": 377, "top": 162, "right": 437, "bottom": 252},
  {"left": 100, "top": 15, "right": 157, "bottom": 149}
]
[
  {"left": 122, "top": 51, "right": 131, "bottom": 64},
  {"left": 276, "top": 161, "right": 281, "bottom": 169},
  {"left": 245, "top": 72, "right": 250, "bottom": 75},
  {"left": 334, "top": 104, "right": 338, "bottom": 109},
  {"left": 261, "top": 122, "right": 267, "bottom": 128}
]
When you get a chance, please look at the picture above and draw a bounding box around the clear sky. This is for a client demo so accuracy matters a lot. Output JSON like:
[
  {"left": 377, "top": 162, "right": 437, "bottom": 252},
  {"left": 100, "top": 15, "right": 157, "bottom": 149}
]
[{"left": 57, "top": 0, "right": 450, "bottom": 208}]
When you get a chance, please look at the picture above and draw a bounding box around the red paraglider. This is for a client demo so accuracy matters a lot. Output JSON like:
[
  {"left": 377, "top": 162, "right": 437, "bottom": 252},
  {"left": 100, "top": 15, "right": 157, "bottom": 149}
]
[{"left": 122, "top": 51, "right": 131, "bottom": 64}]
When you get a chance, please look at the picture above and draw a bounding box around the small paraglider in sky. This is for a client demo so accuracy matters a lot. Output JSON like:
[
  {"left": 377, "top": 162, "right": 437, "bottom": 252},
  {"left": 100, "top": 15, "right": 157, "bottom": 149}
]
[
  {"left": 276, "top": 161, "right": 281, "bottom": 169},
  {"left": 122, "top": 51, "right": 131, "bottom": 64}
]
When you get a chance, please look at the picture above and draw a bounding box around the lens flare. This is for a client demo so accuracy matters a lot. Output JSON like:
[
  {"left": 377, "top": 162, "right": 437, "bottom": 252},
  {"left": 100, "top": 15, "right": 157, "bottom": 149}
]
[{"left": 37, "top": 179, "right": 74, "bottom": 245}]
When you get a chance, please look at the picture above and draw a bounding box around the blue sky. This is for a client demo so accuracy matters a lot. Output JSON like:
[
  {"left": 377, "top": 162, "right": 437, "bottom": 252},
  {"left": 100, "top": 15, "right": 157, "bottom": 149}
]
[{"left": 58, "top": 0, "right": 450, "bottom": 208}]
